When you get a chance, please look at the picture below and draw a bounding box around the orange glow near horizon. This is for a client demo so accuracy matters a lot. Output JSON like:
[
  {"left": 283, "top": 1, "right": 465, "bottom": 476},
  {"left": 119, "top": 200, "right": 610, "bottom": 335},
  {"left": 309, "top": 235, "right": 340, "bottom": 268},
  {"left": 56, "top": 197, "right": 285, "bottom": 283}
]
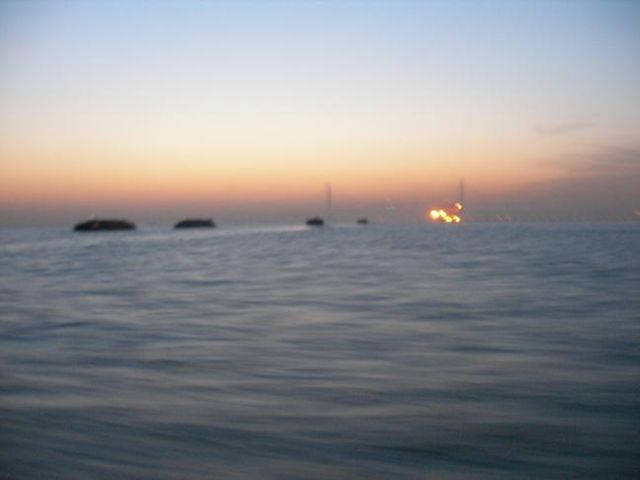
[{"left": 0, "top": 139, "right": 567, "bottom": 210}]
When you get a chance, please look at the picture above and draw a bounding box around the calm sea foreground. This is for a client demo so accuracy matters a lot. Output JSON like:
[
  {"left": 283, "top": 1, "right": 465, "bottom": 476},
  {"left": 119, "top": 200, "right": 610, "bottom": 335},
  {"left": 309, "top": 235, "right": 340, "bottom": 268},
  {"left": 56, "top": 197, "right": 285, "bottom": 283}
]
[{"left": 1, "top": 223, "right": 639, "bottom": 479}]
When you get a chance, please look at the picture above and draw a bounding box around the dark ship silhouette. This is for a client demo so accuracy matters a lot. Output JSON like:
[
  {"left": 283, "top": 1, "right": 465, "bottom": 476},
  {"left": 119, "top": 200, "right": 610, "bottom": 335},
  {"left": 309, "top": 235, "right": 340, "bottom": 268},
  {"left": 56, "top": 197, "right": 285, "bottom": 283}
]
[
  {"left": 356, "top": 218, "right": 369, "bottom": 225},
  {"left": 74, "top": 218, "right": 136, "bottom": 232},
  {"left": 305, "top": 217, "right": 324, "bottom": 227},
  {"left": 305, "top": 182, "right": 330, "bottom": 227},
  {"left": 174, "top": 218, "right": 215, "bottom": 229}
]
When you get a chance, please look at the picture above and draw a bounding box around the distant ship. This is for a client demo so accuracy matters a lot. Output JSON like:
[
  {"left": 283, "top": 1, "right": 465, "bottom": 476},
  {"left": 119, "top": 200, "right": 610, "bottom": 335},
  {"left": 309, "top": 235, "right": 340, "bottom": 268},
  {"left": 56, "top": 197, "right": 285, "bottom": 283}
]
[
  {"left": 356, "top": 218, "right": 369, "bottom": 225},
  {"left": 174, "top": 218, "right": 215, "bottom": 229},
  {"left": 306, "top": 217, "right": 324, "bottom": 227},
  {"left": 305, "top": 182, "right": 330, "bottom": 227},
  {"left": 74, "top": 218, "right": 136, "bottom": 232}
]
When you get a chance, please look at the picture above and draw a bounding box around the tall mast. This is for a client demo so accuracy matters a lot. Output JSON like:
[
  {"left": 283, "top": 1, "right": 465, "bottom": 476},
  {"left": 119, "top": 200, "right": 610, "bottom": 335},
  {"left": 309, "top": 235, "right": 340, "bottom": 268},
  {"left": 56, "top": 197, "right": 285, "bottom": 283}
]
[
  {"left": 459, "top": 179, "right": 465, "bottom": 205},
  {"left": 325, "top": 182, "right": 332, "bottom": 223}
]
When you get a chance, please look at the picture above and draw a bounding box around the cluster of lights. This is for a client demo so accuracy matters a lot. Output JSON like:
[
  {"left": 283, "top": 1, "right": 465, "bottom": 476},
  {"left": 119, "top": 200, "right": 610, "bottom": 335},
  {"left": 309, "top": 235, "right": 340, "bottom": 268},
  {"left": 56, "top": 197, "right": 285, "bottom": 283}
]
[{"left": 429, "top": 202, "right": 463, "bottom": 223}]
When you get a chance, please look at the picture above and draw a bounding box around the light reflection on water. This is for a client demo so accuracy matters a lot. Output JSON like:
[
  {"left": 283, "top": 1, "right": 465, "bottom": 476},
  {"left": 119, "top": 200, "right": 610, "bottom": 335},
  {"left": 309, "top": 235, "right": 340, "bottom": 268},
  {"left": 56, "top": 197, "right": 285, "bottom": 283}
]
[{"left": 1, "top": 223, "right": 639, "bottom": 479}]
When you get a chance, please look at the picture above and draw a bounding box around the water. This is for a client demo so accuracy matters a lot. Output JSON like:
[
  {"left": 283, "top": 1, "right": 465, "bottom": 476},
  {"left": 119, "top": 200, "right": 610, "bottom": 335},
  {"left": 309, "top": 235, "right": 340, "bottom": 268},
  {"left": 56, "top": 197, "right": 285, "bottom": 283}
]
[{"left": 1, "top": 223, "right": 639, "bottom": 479}]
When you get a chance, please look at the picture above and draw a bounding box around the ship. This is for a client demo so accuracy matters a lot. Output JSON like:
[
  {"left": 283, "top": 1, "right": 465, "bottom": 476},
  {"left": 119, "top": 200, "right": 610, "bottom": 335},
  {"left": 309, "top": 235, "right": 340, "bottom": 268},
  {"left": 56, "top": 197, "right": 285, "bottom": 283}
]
[
  {"left": 305, "top": 182, "right": 331, "bottom": 227},
  {"left": 306, "top": 217, "right": 324, "bottom": 227},
  {"left": 174, "top": 218, "right": 216, "bottom": 229},
  {"left": 74, "top": 218, "right": 136, "bottom": 232}
]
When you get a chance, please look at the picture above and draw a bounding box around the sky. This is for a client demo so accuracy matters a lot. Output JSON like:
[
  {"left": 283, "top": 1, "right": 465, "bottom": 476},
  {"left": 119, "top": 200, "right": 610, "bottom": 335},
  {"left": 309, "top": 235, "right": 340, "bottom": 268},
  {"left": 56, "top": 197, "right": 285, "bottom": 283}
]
[{"left": 1, "top": 0, "right": 639, "bottom": 225}]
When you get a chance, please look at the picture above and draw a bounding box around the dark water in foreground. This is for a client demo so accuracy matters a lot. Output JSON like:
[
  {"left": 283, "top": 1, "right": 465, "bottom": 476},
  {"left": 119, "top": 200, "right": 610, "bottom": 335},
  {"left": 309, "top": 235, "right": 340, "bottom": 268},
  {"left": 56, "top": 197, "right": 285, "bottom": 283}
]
[{"left": 1, "top": 223, "right": 639, "bottom": 479}]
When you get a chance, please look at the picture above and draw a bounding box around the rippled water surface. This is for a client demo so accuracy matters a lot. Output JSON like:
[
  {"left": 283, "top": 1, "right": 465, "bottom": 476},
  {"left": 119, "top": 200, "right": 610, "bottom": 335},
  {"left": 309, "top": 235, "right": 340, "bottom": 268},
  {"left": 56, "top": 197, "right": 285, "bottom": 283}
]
[{"left": 1, "top": 223, "right": 639, "bottom": 479}]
